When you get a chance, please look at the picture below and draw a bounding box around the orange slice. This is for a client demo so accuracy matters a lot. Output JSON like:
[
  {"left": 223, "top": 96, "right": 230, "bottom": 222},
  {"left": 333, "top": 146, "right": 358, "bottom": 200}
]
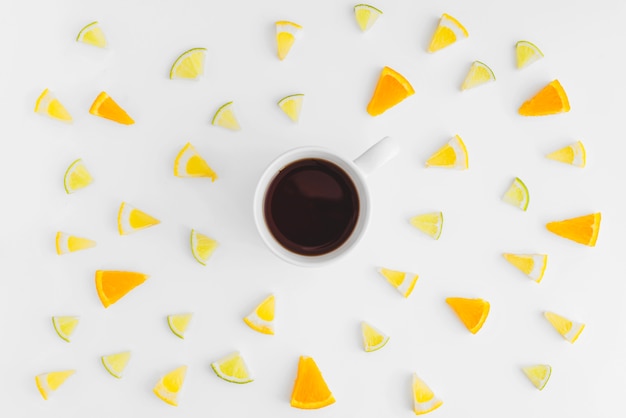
[
  {"left": 518, "top": 80, "right": 570, "bottom": 116},
  {"left": 446, "top": 297, "right": 490, "bottom": 334},
  {"left": 290, "top": 356, "right": 335, "bottom": 409},
  {"left": 428, "top": 13, "right": 468, "bottom": 53},
  {"left": 546, "top": 213, "right": 601, "bottom": 247},
  {"left": 95, "top": 270, "right": 148, "bottom": 308},
  {"left": 89, "top": 91, "right": 135, "bottom": 125},
  {"left": 366, "top": 66, "right": 414, "bottom": 116}
]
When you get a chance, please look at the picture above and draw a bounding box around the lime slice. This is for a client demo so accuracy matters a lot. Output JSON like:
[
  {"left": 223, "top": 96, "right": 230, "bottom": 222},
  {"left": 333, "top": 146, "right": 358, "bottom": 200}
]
[
  {"left": 243, "top": 294, "right": 275, "bottom": 335},
  {"left": 167, "top": 313, "right": 193, "bottom": 339},
  {"left": 101, "top": 351, "right": 131, "bottom": 378},
  {"left": 546, "top": 141, "right": 586, "bottom": 167},
  {"left": 34, "top": 89, "right": 73, "bottom": 123},
  {"left": 410, "top": 212, "right": 443, "bottom": 240},
  {"left": 354, "top": 4, "right": 383, "bottom": 32},
  {"left": 544, "top": 311, "right": 585, "bottom": 343},
  {"left": 361, "top": 321, "right": 389, "bottom": 352},
  {"left": 190, "top": 229, "right": 218, "bottom": 265},
  {"left": 516, "top": 40, "right": 544, "bottom": 69},
  {"left": 412, "top": 373, "right": 443, "bottom": 414},
  {"left": 212, "top": 101, "right": 241, "bottom": 131},
  {"left": 63, "top": 159, "right": 93, "bottom": 194},
  {"left": 378, "top": 267, "right": 419, "bottom": 298},
  {"left": 211, "top": 351, "right": 253, "bottom": 384},
  {"left": 52, "top": 316, "right": 79, "bottom": 342},
  {"left": 76, "top": 21, "right": 107, "bottom": 48},
  {"left": 461, "top": 61, "right": 496, "bottom": 90},
  {"left": 502, "top": 177, "right": 529, "bottom": 211},
  {"left": 278, "top": 94, "right": 304, "bottom": 122},
  {"left": 522, "top": 364, "right": 551, "bottom": 390},
  {"left": 153, "top": 366, "right": 187, "bottom": 406},
  {"left": 170, "top": 48, "right": 207, "bottom": 80},
  {"left": 36, "top": 370, "right": 75, "bottom": 400}
]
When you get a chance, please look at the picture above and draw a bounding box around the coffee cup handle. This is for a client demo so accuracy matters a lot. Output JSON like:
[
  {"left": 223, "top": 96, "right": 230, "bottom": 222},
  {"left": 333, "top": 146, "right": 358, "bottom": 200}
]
[{"left": 353, "top": 136, "right": 399, "bottom": 176}]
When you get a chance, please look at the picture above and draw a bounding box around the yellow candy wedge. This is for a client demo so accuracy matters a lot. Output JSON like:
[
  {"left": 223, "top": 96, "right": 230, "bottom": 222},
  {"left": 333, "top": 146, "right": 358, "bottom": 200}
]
[
  {"left": 36, "top": 370, "right": 75, "bottom": 400},
  {"left": 522, "top": 364, "right": 551, "bottom": 390},
  {"left": 413, "top": 373, "right": 443, "bottom": 415},
  {"left": 56, "top": 232, "right": 96, "bottom": 255},
  {"left": 153, "top": 366, "right": 187, "bottom": 406},
  {"left": 64, "top": 159, "right": 93, "bottom": 194},
  {"left": 410, "top": 212, "right": 443, "bottom": 240},
  {"left": 34, "top": 89, "right": 72, "bottom": 123},
  {"left": 276, "top": 21, "right": 302, "bottom": 60},
  {"left": 174, "top": 143, "right": 218, "bottom": 180},
  {"left": 502, "top": 253, "right": 547, "bottom": 283},
  {"left": 118, "top": 202, "right": 160, "bottom": 235},
  {"left": 546, "top": 141, "right": 586, "bottom": 167},
  {"left": 544, "top": 311, "right": 585, "bottom": 343},
  {"left": 428, "top": 13, "right": 468, "bottom": 53},
  {"left": 244, "top": 294, "right": 275, "bottom": 335},
  {"left": 378, "top": 267, "right": 418, "bottom": 298},
  {"left": 426, "top": 135, "right": 468, "bottom": 169}
]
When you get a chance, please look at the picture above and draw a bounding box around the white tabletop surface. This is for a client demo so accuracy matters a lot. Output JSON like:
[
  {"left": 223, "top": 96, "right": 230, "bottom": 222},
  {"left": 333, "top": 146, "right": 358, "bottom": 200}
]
[{"left": 1, "top": 0, "right": 624, "bottom": 416}]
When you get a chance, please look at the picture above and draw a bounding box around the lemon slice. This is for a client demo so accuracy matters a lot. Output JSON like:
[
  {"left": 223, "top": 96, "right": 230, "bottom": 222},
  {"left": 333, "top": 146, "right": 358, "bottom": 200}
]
[
  {"left": 502, "top": 253, "right": 547, "bottom": 283},
  {"left": 118, "top": 202, "right": 160, "bottom": 235},
  {"left": 34, "top": 89, "right": 72, "bottom": 123},
  {"left": 502, "top": 177, "right": 529, "bottom": 211},
  {"left": 56, "top": 232, "right": 96, "bottom": 255},
  {"left": 212, "top": 101, "right": 241, "bottom": 131},
  {"left": 354, "top": 4, "right": 383, "bottom": 32},
  {"left": 167, "top": 313, "right": 193, "bottom": 339},
  {"left": 170, "top": 48, "right": 207, "bottom": 80},
  {"left": 428, "top": 13, "right": 468, "bottom": 53},
  {"left": 361, "top": 321, "right": 389, "bottom": 352},
  {"left": 63, "top": 158, "right": 93, "bottom": 194},
  {"left": 291, "top": 356, "right": 335, "bottom": 409},
  {"left": 278, "top": 94, "right": 304, "bottom": 122},
  {"left": 101, "top": 351, "right": 131, "bottom": 379},
  {"left": 410, "top": 212, "right": 443, "bottom": 240},
  {"left": 52, "top": 316, "right": 79, "bottom": 342},
  {"left": 378, "top": 267, "right": 418, "bottom": 298},
  {"left": 211, "top": 351, "right": 254, "bottom": 384},
  {"left": 546, "top": 213, "right": 601, "bottom": 247},
  {"left": 153, "top": 366, "right": 187, "bottom": 406},
  {"left": 174, "top": 143, "right": 218, "bottom": 180},
  {"left": 412, "top": 373, "right": 443, "bottom": 415},
  {"left": 426, "top": 135, "right": 468, "bottom": 169},
  {"left": 516, "top": 40, "right": 544, "bottom": 69},
  {"left": 519, "top": 80, "right": 570, "bottom": 116},
  {"left": 243, "top": 294, "right": 275, "bottom": 335},
  {"left": 36, "top": 370, "right": 75, "bottom": 400},
  {"left": 522, "top": 364, "right": 551, "bottom": 390},
  {"left": 446, "top": 297, "right": 490, "bottom": 334},
  {"left": 461, "top": 61, "right": 496, "bottom": 90},
  {"left": 276, "top": 21, "right": 302, "bottom": 60},
  {"left": 190, "top": 229, "right": 218, "bottom": 265},
  {"left": 544, "top": 311, "right": 585, "bottom": 343},
  {"left": 546, "top": 141, "right": 586, "bottom": 168},
  {"left": 89, "top": 91, "right": 135, "bottom": 125},
  {"left": 76, "top": 21, "right": 107, "bottom": 48}
]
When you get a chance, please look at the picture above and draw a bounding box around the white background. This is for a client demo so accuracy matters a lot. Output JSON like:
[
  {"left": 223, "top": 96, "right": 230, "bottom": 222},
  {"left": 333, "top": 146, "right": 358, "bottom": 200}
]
[{"left": 1, "top": 0, "right": 624, "bottom": 416}]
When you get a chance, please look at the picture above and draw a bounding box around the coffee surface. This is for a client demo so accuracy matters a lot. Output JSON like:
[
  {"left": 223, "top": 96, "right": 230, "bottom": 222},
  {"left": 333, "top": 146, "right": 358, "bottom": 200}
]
[{"left": 264, "top": 158, "right": 360, "bottom": 256}]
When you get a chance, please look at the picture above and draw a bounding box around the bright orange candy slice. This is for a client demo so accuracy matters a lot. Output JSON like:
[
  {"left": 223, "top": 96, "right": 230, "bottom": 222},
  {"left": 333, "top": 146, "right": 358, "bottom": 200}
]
[
  {"left": 290, "top": 356, "right": 335, "bottom": 409},
  {"left": 546, "top": 213, "right": 601, "bottom": 247},
  {"left": 446, "top": 297, "right": 490, "bottom": 334},
  {"left": 519, "top": 80, "right": 570, "bottom": 116},
  {"left": 89, "top": 91, "right": 135, "bottom": 125},
  {"left": 366, "top": 66, "right": 414, "bottom": 116},
  {"left": 95, "top": 270, "right": 148, "bottom": 308}
]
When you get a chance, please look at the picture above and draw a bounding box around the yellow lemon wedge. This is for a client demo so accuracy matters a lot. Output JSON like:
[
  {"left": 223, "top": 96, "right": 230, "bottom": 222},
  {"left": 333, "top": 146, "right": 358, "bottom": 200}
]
[
  {"left": 378, "top": 267, "right": 418, "bottom": 298},
  {"left": 544, "top": 311, "right": 585, "bottom": 343},
  {"left": 291, "top": 356, "right": 335, "bottom": 409},
  {"left": 118, "top": 202, "right": 160, "bottom": 235},
  {"left": 34, "top": 89, "right": 72, "bottom": 123},
  {"left": 76, "top": 21, "right": 107, "bottom": 48},
  {"left": 278, "top": 94, "right": 304, "bottom": 122},
  {"left": 516, "top": 40, "right": 544, "bottom": 69},
  {"left": 167, "top": 313, "right": 193, "bottom": 339},
  {"left": 89, "top": 91, "right": 134, "bottom": 125},
  {"left": 502, "top": 177, "right": 530, "bottom": 211},
  {"left": 101, "top": 351, "right": 131, "bottom": 379},
  {"left": 212, "top": 101, "right": 241, "bottom": 131},
  {"left": 410, "top": 212, "right": 443, "bottom": 240},
  {"left": 502, "top": 253, "right": 547, "bottom": 283},
  {"left": 519, "top": 80, "right": 570, "bottom": 116},
  {"left": 153, "top": 366, "right": 187, "bottom": 406},
  {"left": 361, "top": 321, "right": 389, "bottom": 352},
  {"left": 461, "top": 61, "right": 496, "bottom": 90},
  {"left": 190, "top": 229, "right": 219, "bottom": 265},
  {"left": 366, "top": 66, "right": 414, "bottom": 116},
  {"left": 426, "top": 135, "right": 468, "bottom": 169},
  {"left": 170, "top": 48, "right": 207, "bottom": 80},
  {"left": 412, "top": 373, "right": 443, "bottom": 415},
  {"left": 52, "top": 316, "right": 79, "bottom": 342},
  {"left": 174, "top": 142, "right": 218, "bottom": 180},
  {"left": 63, "top": 158, "right": 93, "bottom": 194},
  {"left": 36, "top": 370, "right": 75, "bottom": 400},
  {"left": 522, "top": 364, "right": 551, "bottom": 390},
  {"left": 546, "top": 141, "right": 586, "bottom": 167},
  {"left": 446, "top": 297, "right": 490, "bottom": 334},
  {"left": 211, "top": 351, "right": 254, "bottom": 384},
  {"left": 276, "top": 21, "right": 302, "bottom": 60},
  {"left": 428, "top": 13, "right": 468, "bottom": 53},
  {"left": 546, "top": 213, "right": 601, "bottom": 247},
  {"left": 354, "top": 4, "right": 383, "bottom": 32},
  {"left": 95, "top": 270, "right": 149, "bottom": 308},
  {"left": 243, "top": 294, "right": 275, "bottom": 335},
  {"left": 56, "top": 232, "right": 96, "bottom": 255}
]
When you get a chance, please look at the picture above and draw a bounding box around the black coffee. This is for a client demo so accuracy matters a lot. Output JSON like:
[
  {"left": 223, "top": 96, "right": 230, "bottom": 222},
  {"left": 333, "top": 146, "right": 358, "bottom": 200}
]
[{"left": 264, "top": 158, "right": 360, "bottom": 256}]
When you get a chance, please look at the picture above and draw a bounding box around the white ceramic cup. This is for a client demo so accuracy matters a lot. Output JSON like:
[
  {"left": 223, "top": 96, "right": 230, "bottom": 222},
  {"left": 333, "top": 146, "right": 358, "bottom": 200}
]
[{"left": 253, "top": 136, "right": 398, "bottom": 267}]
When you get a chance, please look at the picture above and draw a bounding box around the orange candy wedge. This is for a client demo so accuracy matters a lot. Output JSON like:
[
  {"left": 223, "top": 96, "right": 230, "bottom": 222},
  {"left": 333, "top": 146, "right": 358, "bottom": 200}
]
[
  {"left": 89, "top": 91, "right": 135, "bottom": 125},
  {"left": 546, "top": 213, "right": 601, "bottom": 247},
  {"left": 95, "top": 270, "right": 148, "bottom": 308},
  {"left": 366, "top": 66, "right": 414, "bottom": 116},
  {"left": 290, "top": 356, "right": 335, "bottom": 409},
  {"left": 446, "top": 297, "right": 490, "bottom": 334},
  {"left": 519, "top": 80, "right": 570, "bottom": 116}
]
